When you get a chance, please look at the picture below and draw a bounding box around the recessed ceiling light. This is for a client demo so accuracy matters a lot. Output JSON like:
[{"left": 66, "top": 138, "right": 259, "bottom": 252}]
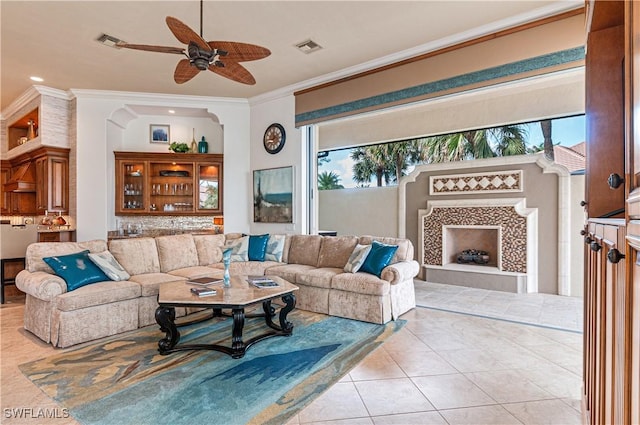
[
  {"left": 168, "top": 110, "right": 175, "bottom": 114},
  {"left": 30, "top": 76, "right": 44, "bottom": 82},
  {"left": 295, "top": 39, "right": 322, "bottom": 54}
]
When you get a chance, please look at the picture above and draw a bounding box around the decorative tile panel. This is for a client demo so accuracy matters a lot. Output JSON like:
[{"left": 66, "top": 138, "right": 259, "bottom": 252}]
[
  {"left": 422, "top": 206, "right": 527, "bottom": 273},
  {"left": 430, "top": 170, "right": 523, "bottom": 195}
]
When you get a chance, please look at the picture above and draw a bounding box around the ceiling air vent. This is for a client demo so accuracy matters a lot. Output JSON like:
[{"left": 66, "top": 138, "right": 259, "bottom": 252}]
[{"left": 295, "top": 39, "right": 322, "bottom": 54}]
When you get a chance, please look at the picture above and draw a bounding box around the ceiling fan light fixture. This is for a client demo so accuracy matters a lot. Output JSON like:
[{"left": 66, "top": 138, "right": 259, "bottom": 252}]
[
  {"left": 295, "top": 39, "right": 322, "bottom": 54},
  {"left": 96, "top": 33, "right": 125, "bottom": 48}
]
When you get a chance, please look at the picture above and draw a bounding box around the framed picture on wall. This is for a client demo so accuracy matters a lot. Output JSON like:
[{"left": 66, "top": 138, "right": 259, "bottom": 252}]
[
  {"left": 253, "top": 166, "right": 293, "bottom": 223},
  {"left": 150, "top": 124, "right": 170, "bottom": 143}
]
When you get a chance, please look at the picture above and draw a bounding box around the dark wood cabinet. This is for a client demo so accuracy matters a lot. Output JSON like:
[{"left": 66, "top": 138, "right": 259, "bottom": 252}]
[
  {"left": 114, "top": 151, "right": 223, "bottom": 216},
  {"left": 585, "top": 23, "right": 625, "bottom": 218},
  {"left": 35, "top": 152, "right": 69, "bottom": 214},
  {"left": 0, "top": 162, "right": 10, "bottom": 215},
  {"left": 37, "top": 231, "right": 75, "bottom": 242},
  {"left": 1, "top": 147, "right": 69, "bottom": 215},
  {"left": 583, "top": 1, "right": 640, "bottom": 424}
]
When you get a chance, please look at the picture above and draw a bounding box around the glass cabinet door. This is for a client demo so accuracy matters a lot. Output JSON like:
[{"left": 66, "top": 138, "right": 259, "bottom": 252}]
[
  {"left": 122, "top": 162, "right": 145, "bottom": 211},
  {"left": 198, "top": 164, "right": 221, "bottom": 212},
  {"left": 149, "top": 162, "right": 194, "bottom": 213}
]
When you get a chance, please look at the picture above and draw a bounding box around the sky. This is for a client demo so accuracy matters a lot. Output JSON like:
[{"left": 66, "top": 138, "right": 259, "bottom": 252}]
[{"left": 318, "top": 115, "right": 585, "bottom": 189}]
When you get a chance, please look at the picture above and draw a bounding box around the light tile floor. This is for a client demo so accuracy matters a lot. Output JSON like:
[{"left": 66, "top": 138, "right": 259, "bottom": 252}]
[
  {"left": 288, "top": 280, "right": 583, "bottom": 425},
  {"left": 1, "top": 280, "right": 584, "bottom": 425}
]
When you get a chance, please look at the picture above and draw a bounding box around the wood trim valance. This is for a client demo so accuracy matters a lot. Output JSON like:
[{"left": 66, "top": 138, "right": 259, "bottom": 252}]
[{"left": 295, "top": 10, "right": 585, "bottom": 127}]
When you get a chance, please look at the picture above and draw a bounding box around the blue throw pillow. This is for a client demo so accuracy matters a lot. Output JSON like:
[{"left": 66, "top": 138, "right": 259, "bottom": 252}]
[
  {"left": 43, "top": 250, "right": 110, "bottom": 291},
  {"left": 248, "top": 234, "right": 270, "bottom": 261},
  {"left": 359, "top": 241, "right": 398, "bottom": 277}
]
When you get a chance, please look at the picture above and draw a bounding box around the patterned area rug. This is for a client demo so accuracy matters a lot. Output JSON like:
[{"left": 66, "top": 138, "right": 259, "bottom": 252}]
[{"left": 20, "top": 309, "right": 404, "bottom": 425}]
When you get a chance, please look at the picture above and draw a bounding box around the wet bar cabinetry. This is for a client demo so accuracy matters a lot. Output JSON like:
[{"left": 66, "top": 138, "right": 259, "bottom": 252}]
[
  {"left": 1, "top": 147, "right": 69, "bottom": 215},
  {"left": 114, "top": 152, "right": 223, "bottom": 216}
]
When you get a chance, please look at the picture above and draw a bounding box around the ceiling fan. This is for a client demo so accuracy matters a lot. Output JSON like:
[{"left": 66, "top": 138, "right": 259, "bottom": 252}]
[{"left": 114, "top": 0, "right": 270, "bottom": 85}]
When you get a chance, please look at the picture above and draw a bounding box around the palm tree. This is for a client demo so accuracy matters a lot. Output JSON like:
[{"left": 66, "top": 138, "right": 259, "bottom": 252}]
[
  {"left": 351, "top": 145, "right": 394, "bottom": 187},
  {"left": 318, "top": 171, "right": 344, "bottom": 190},
  {"left": 540, "top": 119, "right": 554, "bottom": 160},
  {"left": 387, "top": 138, "right": 430, "bottom": 183},
  {"left": 424, "top": 124, "right": 528, "bottom": 162}
]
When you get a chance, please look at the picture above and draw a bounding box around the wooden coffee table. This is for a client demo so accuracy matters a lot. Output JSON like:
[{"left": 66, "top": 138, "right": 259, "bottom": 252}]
[{"left": 155, "top": 275, "right": 297, "bottom": 358}]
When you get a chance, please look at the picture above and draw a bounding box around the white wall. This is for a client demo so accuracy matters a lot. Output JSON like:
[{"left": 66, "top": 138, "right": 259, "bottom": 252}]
[
  {"left": 71, "top": 90, "right": 250, "bottom": 241},
  {"left": 318, "top": 186, "right": 398, "bottom": 237},
  {"left": 570, "top": 173, "right": 585, "bottom": 297},
  {"left": 249, "top": 94, "right": 306, "bottom": 234}
]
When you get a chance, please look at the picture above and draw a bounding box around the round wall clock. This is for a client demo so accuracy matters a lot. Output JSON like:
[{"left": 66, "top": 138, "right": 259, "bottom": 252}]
[{"left": 263, "top": 123, "right": 286, "bottom": 154}]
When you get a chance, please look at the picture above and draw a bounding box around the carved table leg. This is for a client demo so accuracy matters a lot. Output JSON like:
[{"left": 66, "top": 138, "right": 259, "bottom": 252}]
[
  {"left": 230, "top": 308, "right": 246, "bottom": 358},
  {"left": 155, "top": 306, "right": 179, "bottom": 354},
  {"left": 279, "top": 293, "right": 296, "bottom": 334}
]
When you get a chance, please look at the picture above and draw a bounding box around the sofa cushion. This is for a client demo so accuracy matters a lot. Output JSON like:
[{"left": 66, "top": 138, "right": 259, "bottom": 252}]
[
  {"left": 193, "top": 234, "right": 225, "bottom": 265},
  {"left": 360, "top": 241, "right": 398, "bottom": 277},
  {"left": 224, "top": 236, "right": 249, "bottom": 262},
  {"left": 287, "top": 235, "right": 322, "bottom": 267},
  {"left": 128, "top": 273, "right": 186, "bottom": 297},
  {"left": 265, "top": 263, "right": 316, "bottom": 283},
  {"left": 317, "top": 236, "right": 358, "bottom": 269},
  {"left": 55, "top": 280, "right": 141, "bottom": 312},
  {"left": 27, "top": 240, "right": 108, "bottom": 273},
  {"left": 88, "top": 250, "right": 130, "bottom": 281},
  {"left": 331, "top": 272, "right": 391, "bottom": 296},
  {"left": 344, "top": 244, "right": 372, "bottom": 273},
  {"left": 264, "top": 234, "right": 286, "bottom": 262},
  {"left": 109, "top": 238, "right": 161, "bottom": 276},
  {"left": 358, "top": 236, "right": 413, "bottom": 263},
  {"left": 43, "top": 250, "right": 110, "bottom": 291},
  {"left": 155, "top": 234, "right": 199, "bottom": 272},
  {"left": 211, "top": 261, "right": 282, "bottom": 276},
  {"left": 296, "top": 268, "right": 343, "bottom": 289},
  {"left": 248, "top": 234, "right": 269, "bottom": 261}
]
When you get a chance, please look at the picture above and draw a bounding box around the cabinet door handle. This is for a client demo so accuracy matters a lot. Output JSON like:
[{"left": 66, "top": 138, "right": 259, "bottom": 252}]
[
  {"left": 607, "top": 248, "right": 625, "bottom": 264},
  {"left": 580, "top": 200, "right": 587, "bottom": 207},
  {"left": 608, "top": 173, "right": 624, "bottom": 189},
  {"left": 590, "top": 241, "right": 602, "bottom": 252}
]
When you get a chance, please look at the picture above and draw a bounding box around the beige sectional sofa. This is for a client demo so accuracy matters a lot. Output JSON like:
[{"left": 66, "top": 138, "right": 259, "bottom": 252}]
[{"left": 16, "top": 233, "right": 419, "bottom": 348}]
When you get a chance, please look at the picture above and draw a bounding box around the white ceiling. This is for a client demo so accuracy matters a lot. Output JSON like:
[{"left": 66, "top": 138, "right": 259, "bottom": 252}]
[{"left": 1, "top": 1, "right": 582, "bottom": 112}]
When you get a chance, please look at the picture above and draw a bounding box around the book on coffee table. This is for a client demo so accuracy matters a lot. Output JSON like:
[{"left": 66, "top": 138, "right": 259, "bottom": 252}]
[
  {"left": 247, "top": 276, "right": 279, "bottom": 288},
  {"left": 190, "top": 287, "right": 217, "bottom": 297},
  {"left": 187, "top": 277, "right": 223, "bottom": 286}
]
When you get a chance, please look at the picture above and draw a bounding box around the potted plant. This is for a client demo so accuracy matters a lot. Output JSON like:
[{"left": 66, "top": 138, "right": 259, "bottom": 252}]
[{"left": 168, "top": 142, "right": 190, "bottom": 153}]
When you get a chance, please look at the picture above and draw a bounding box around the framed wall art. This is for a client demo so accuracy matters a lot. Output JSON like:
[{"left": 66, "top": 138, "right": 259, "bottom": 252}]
[
  {"left": 253, "top": 166, "right": 293, "bottom": 223},
  {"left": 150, "top": 124, "right": 170, "bottom": 144}
]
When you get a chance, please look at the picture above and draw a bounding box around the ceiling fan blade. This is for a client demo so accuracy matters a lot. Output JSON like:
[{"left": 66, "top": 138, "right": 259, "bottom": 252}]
[
  {"left": 166, "top": 16, "right": 210, "bottom": 51},
  {"left": 174, "top": 59, "right": 200, "bottom": 84},
  {"left": 208, "top": 41, "right": 271, "bottom": 62},
  {"left": 209, "top": 61, "right": 256, "bottom": 85},
  {"left": 116, "top": 42, "right": 185, "bottom": 55}
]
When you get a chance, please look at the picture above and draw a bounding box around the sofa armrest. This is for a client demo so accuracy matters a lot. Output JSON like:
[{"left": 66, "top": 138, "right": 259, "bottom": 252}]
[
  {"left": 381, "top": 260, "right": 420, "bottom": 285},
  {"left": 15, "top": 270, "right": 67, "bottom": 301}
]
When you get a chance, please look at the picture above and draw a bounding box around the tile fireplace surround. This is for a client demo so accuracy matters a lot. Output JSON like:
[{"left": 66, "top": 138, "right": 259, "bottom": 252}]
[{"left": 420, "top": 198, "right": 538, "bottom": 293}]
